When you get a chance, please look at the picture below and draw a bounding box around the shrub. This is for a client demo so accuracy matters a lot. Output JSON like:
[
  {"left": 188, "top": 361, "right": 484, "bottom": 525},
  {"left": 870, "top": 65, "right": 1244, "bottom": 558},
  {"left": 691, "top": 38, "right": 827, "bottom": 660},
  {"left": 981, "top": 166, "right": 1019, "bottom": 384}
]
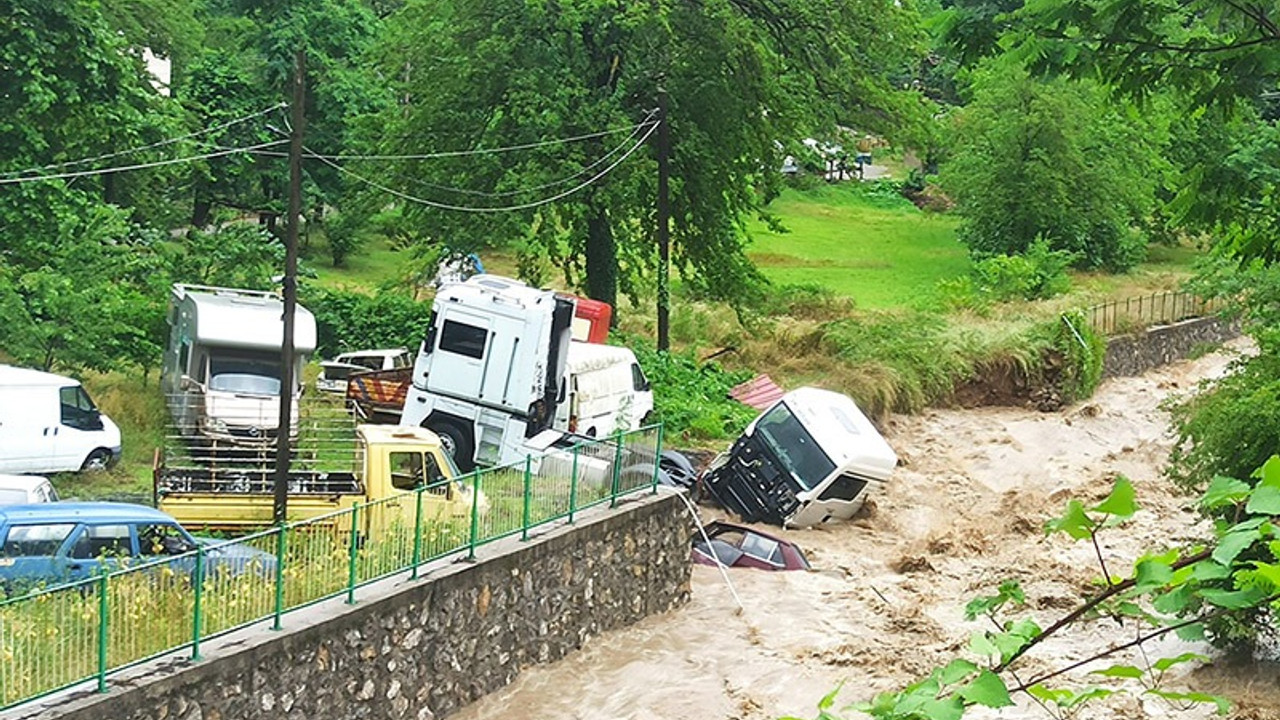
[
  {"left": 622, "top": 340, "right": 759, "bottom": 444},
  {"left": 302, "top": 287, "right": 432, "bottom": 357}
]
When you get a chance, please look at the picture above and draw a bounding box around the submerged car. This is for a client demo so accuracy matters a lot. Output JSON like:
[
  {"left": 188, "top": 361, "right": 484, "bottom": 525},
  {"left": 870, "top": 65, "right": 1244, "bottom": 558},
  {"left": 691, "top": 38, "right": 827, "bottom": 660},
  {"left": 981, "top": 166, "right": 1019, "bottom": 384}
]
[
  {"left": 0, "top": 502, "right": 276, "bottom": 594},
  {"left": 691, "top": 520, "right": 811, "bottom": 571},
  {"left": 316, "top": 348, "right": 413, "bottom": 395}
]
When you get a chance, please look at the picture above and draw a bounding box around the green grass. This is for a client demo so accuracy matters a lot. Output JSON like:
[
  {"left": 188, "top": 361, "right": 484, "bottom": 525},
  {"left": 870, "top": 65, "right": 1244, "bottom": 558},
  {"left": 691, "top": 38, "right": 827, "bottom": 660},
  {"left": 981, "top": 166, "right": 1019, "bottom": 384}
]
[{"left": 747, "top": 182, "right": 968, "bottom": 308}]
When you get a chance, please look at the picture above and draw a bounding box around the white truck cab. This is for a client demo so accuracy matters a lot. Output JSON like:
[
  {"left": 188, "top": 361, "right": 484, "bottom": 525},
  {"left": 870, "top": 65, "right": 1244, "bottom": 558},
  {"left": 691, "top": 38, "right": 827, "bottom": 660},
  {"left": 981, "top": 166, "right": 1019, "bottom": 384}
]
[
  {"left": 162, "top": 285, "right": 317, "bottom": 445},
  {"left": 400, "top": 275, "right": 575, "bottom": 471},
  {"left": 701, "top": 387, "right": 898, "bottom": 528},
  {"left": 0, "top": 366, "right": 122, "bottom": 474}
]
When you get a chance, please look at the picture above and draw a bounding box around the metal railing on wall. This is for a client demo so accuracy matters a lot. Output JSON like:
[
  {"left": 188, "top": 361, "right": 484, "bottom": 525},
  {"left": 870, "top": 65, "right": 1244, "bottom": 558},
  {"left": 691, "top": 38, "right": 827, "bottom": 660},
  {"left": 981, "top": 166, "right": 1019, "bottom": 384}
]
[
  {"left": 1083, "top": 290, "right": 1227, "bottom": 337},
  {"left": 0, "top": 425, "right": 665, "bottom": 710}
]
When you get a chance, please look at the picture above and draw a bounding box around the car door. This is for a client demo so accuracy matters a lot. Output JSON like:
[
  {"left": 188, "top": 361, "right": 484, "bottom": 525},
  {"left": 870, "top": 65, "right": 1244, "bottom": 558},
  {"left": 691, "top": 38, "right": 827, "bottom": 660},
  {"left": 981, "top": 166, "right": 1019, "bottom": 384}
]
[
  {"left": 135, "top": 521, "right": 199, "bottom": 578},
  {"left": 52, "top": 385, "right": 105, "bottom": 472},
  {"left": 64, "top": 523, "right": 132, "bottom": 581}
]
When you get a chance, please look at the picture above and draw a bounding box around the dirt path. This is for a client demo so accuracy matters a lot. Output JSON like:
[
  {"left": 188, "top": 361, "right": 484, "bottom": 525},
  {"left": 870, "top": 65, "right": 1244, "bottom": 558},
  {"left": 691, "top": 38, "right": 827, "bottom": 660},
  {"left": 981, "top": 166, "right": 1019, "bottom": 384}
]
[{"left": 452, "top": 339, "right": 1278, "bottom": 720}]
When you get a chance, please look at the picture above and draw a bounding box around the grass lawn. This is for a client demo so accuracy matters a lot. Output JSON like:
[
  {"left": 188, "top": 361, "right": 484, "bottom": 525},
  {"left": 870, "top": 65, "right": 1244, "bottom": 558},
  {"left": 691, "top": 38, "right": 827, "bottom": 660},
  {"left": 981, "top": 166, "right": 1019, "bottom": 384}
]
[{"left": 747, "top": 183, "right": 968, "bottom": 308}]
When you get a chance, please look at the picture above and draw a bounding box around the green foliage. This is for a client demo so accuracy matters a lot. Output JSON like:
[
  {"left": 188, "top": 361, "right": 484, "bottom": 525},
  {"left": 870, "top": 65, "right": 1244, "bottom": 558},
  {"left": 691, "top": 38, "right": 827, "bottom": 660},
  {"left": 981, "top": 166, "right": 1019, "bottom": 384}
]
[
  {"left": 940, "top": 65, "right": 1166, "bottom": 272},
  {"left": 936, "top": 237, "right": 1074, "bottom": 310},
  {"left": 301, "top": 286, "right": 432, "bottom": 357},
  {"left": 368, "top": 0, "right": 929, "bottom": 311},
  {"left": 1050, "top": 310, "right": 1105, "bottom": 403},
  {"left": 621, "top": 340, "right": 757, "bottom": 443}
]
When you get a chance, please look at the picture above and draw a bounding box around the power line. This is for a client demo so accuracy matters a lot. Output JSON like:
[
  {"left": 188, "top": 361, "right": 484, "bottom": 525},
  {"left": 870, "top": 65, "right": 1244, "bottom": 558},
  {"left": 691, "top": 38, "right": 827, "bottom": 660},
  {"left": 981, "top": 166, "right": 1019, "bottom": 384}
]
[
  {"left": 365, "top": 120, "right": 654, "bottom": 199},
  {"left": 0, "top": 140, "right": 290, "bottom": 185},
  {"left": 309, "top": 119, "right": 660, "bottom": 213},
  {"left": 0, "top": 104, "right": 287, "bottom": 178}
]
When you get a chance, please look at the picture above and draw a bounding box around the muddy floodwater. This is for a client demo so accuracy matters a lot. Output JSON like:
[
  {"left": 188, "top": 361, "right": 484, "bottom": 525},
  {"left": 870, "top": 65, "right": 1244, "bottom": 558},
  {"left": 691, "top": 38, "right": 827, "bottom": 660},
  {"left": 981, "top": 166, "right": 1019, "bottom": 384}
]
[{"left": 452, "top": 339, "right": 1280, "bottom": 720}]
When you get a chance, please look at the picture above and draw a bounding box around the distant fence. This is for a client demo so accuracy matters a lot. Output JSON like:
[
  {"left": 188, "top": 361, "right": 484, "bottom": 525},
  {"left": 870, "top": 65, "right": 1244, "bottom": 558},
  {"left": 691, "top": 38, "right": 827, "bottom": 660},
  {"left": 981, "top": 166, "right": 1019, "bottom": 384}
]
[
  {"left": 1083, "top": 291, "right": 1227, "bottom": 336},
  {"left": 0, "top": 425, "right": 664, "bottom": 711}
]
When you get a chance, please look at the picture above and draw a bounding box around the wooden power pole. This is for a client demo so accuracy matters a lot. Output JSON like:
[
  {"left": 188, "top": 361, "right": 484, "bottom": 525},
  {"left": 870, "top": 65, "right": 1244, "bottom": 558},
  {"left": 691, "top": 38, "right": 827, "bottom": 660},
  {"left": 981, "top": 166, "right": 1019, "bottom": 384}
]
[
  {"left": 656, "top": 88, "right": 671, "bottom": 352},
  {"left": 274, "top": 50, "right": 306, "bottom": 526}
]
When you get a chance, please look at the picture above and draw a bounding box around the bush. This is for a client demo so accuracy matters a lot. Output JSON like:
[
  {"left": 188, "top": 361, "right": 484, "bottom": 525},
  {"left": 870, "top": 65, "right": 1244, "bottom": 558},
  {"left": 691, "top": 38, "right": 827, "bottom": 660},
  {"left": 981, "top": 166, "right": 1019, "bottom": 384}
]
[
  {"left": 622, "top": 340, "right": 759, "bottom": 444},
  {"left": 302, "top": 287, "right": 432, "bottom": 357}
]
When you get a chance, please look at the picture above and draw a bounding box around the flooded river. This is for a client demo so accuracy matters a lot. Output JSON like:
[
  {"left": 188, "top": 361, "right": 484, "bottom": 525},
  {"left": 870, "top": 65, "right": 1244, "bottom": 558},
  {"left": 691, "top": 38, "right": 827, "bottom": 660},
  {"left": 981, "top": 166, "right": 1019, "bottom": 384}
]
[{"left": 454, "top": 340, "right": 1279, "bottom": 720}]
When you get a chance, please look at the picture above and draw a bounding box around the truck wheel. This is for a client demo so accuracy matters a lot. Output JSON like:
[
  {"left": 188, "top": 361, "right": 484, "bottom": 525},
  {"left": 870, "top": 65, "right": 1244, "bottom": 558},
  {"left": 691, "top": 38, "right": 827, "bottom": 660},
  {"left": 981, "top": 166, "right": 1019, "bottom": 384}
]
[
  {"left": 81, "top": 448, "right": 112, "bottom": 472},
  {"left": 427, "top": 418, "right": 475, "bottom": 474}
]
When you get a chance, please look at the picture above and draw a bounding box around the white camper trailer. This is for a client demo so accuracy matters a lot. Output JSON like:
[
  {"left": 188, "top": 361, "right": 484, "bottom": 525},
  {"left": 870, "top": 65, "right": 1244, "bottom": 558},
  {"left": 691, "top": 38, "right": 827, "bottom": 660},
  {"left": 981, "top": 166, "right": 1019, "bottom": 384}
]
[
  {"left": 0, "top": 365, "right": 122, "bottom": 474},
  {"left": 162, "top": 285, "right": 317, "bottom": 445}
]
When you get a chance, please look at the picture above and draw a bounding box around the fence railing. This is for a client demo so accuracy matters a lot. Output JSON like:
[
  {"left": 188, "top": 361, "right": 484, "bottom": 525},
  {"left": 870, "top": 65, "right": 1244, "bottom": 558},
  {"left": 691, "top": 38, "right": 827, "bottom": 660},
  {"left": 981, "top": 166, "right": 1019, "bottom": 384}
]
[
  {"left": 0, "top": 424, "right": 665, "bottom": 710},
  {"left": 1083, "top": 290, "right": 1227, "bottom": 336}
]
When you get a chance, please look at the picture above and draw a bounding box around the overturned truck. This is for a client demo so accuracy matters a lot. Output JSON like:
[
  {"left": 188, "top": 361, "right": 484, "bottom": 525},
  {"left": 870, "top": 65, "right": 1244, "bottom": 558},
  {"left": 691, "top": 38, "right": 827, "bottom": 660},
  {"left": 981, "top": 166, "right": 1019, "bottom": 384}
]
[{"left": 701, "top": 387, "right": 898, "bottom": 528}]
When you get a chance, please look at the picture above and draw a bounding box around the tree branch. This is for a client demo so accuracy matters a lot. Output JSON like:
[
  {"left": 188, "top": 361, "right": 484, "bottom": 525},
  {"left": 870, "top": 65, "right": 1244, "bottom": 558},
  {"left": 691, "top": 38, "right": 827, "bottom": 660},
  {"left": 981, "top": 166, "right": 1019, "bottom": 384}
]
[
  {"left": 995, "top": 548, "right": 1212, "bottom": 671},
  {"left": 1009, "top": 594, "right": 1280, "bottom": 693}
]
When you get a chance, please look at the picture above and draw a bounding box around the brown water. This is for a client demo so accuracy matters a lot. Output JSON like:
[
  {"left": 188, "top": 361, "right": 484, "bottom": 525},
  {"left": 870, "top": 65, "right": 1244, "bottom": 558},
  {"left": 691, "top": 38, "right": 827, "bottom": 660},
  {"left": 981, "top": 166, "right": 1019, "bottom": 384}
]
[{"left": 453, "top": 340, "right": 1269, "bottom": 720}]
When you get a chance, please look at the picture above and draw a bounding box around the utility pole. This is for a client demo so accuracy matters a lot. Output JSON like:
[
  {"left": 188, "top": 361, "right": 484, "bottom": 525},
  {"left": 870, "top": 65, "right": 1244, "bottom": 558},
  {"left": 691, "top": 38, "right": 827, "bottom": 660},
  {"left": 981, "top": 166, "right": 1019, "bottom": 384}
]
[
  {"left": 274, "top": 50, "right": 306, "bottom": 526},
  {"left": 656, "top": 88, "right": 671, "bottom": 352}
]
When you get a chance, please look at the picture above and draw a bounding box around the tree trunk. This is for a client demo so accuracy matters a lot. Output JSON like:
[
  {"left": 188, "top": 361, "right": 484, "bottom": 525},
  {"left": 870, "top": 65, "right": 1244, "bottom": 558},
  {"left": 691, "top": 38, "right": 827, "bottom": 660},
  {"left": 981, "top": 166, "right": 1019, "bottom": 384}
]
[
  {"left": 192, "top": 198, "right": 211, "bottom": 228},
  {"left": 585, "top": 208, "right": 617, "bottom": 314}
]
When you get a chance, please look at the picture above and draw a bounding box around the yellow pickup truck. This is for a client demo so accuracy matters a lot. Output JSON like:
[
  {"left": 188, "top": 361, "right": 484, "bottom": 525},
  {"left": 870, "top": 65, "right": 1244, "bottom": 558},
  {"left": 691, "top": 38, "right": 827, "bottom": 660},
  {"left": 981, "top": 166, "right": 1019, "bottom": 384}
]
[{"left": 154, "top": 424, "right": 478, "bottom": 532}]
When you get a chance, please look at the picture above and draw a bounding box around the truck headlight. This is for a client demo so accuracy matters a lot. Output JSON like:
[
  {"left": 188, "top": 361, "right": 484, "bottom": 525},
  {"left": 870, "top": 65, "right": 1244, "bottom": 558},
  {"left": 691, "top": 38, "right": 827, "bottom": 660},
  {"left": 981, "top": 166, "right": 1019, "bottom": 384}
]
[{"left": 205, "top": 417, "right": 227, "bottom": 434}]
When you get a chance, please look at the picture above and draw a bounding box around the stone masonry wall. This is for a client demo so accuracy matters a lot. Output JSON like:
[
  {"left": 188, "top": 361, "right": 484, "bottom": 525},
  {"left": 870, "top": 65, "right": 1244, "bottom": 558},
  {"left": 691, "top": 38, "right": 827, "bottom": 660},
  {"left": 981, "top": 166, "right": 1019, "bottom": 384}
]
[
  {"left": 18, "top": 492, "right": 690, "bottom": 720},
  {"left": 1101, "top": 316, "right": 1239, "bottom": 379}
]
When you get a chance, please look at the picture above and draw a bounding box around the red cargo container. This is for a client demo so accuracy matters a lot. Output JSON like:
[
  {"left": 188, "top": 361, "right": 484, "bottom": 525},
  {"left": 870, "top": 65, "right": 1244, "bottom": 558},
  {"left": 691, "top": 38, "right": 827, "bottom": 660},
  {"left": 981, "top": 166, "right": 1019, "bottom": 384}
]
[{"left": 562, "top": 294, "right": 612, "bottom": 344}]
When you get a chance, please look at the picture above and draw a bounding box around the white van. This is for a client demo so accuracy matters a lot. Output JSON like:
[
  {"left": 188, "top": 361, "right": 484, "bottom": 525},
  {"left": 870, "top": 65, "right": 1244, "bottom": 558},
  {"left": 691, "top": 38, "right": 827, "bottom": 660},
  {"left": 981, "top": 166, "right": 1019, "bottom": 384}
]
[
  {"left": 555, "top": 342, "right": 654, "bottom": 437},
  {"left": 0, "top": 366, "right": 122, "bottom": 474}
]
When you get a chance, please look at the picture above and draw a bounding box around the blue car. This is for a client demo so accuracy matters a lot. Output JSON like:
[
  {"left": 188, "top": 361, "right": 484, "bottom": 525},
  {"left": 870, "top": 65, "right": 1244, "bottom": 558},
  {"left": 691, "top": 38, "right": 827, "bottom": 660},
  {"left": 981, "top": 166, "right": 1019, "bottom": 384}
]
[{"left": 0, "top": 502, "right": 275, "bottom": 594}]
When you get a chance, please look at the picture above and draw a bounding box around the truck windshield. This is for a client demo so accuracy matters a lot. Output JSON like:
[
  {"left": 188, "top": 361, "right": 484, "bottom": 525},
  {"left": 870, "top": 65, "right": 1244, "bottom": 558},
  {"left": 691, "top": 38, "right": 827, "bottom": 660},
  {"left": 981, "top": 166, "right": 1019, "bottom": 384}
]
[
  {"left": 753, "top": 402, "right": 836, "bottom": 491},
  {"left": 209, "top": 354, "right": 284, "bottom": 395}
]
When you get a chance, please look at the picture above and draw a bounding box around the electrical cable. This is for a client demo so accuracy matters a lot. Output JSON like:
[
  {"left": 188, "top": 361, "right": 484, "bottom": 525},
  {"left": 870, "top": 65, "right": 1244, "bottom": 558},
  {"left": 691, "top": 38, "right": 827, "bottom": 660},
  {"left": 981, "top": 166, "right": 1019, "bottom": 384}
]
[
  {"left": 306, "top": 119, "right": 659, "bottom": 213},
  {"left": 0, "top": 140, "right": 290, "bottom": 185},
  {"left": 0, "top": 104, "right": 287, "bottom": 178},
  {"left": 308, "top": 114, "right": 658, "bottom": 161}
]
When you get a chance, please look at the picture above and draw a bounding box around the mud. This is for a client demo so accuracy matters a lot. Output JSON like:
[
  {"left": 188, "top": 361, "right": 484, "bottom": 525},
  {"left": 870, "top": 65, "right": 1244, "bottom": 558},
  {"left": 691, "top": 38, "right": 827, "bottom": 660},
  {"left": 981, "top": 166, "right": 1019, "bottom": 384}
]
[{"left": 451, "top": 339, "right": 1266, "bottom": 720}]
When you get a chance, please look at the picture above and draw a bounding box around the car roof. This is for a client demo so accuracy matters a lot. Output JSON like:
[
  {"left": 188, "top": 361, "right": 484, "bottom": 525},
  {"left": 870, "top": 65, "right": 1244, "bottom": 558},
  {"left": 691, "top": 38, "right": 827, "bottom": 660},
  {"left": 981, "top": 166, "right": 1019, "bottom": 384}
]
[
  {"left": 0, "top": 502, "right": 177, "bottom": 526},
  {"left": 0, "top": 475, "right": 52, "bottom": 492}
]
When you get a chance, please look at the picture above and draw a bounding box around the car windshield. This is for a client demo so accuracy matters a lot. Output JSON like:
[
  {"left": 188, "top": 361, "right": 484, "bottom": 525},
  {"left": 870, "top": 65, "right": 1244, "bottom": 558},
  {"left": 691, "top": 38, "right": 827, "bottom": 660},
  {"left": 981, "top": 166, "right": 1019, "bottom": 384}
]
[
  {"left": 209, "top": 354, "right": 284, "bottom": 395},
  {"left": 753, "top": 401, "right": 836, "bottom": 491}
]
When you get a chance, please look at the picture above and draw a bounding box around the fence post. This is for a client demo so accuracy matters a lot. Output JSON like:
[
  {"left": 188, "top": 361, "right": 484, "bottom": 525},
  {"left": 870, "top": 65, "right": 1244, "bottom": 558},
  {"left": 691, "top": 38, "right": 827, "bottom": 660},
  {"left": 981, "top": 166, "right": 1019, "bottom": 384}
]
[
  {"left": 521, "top": 456, "right": 532, "bottom": 541},
  {"left": 568, "top": 444, "right": 579, "bottom": 524},
  {"left": 651, "top": 423, "right": 665, "bottom": 494},
  {"left": 346, "top": 503, "right": 360, "bottom": 605},
  {"left": 468, "top": 472, "right": 481, "bottom": 561},
  {"left": 410, "top": 487, "right": 424, "bottom": 580},
  {"left": 610, "top": 431, "right": 624, "bottom": 508},
  {"left": 96, "top": 573, "right": 109, "bottom": 693},
  {"left": 273, "top": 526, "right": 287, "bottom": 630},
  {"left": 192, "top": 547, "right": 205, "bottom": 660}
]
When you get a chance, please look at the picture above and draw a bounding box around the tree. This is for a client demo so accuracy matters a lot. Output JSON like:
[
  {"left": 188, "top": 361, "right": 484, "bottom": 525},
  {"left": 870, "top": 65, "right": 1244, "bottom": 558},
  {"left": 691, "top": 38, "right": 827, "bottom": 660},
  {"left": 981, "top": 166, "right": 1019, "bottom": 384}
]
[
  {"left": 940, "top": 64, "right": 1169, "bottom": 271},
  {"left": 363, "top": 0, "right": 927, "bottom": 310}
]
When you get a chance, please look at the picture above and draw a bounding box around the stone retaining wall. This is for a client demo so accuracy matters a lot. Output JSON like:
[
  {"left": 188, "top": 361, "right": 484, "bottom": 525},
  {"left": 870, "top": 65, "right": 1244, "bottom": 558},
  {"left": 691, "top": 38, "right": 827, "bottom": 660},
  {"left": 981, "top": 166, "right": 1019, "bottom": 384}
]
[
  {"left": 1102, "top": 316, "right": 1239, "bottom": 378},
  {"left": 18, "top": 492, "right": 690, "bottom": 720}
]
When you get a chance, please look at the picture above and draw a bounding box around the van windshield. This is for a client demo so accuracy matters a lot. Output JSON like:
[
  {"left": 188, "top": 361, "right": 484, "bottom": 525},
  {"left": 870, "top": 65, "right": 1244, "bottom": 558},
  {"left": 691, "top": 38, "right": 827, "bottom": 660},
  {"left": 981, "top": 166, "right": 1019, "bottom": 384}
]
[
  {"left": 208, "top": 353, "right": 284, "bottom": 395},
  {"left": 753, "top": 402, "right": 836, "bottom": 491}
]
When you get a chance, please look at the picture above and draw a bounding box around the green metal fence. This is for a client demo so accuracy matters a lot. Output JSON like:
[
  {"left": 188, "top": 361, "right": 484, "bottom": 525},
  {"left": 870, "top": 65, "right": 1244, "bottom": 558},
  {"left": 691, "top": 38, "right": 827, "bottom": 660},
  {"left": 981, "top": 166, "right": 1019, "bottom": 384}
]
[{"left": 0, "top": 425, "right": 664, "bottom": 710}]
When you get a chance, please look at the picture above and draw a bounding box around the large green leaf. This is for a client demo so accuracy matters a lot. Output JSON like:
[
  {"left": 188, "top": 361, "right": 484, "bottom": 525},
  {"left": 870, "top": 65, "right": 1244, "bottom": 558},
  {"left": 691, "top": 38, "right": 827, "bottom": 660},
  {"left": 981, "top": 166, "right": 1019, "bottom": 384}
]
[
  {"left": 1091, "top": 475, "right": 1137, "bottom": 519},
  {"left": 1146, "top": 689, "right": 1231, "bottom": 715},
  {"left": 1213, "top": 528, "right": 1262, "bottom": 565},
  {"left": 1090, "top": 664, "right": 1144, "bottom": 679},
  {"left": 1199, "top": 475, "right": 1250, "bottom": 510},
  {"left": 1045, "top": 499, "right": 1096, "bottom": 540},
  {"left": 1131, "top": 556, "right": 1173, "bottom": 593},
  {"left": 956, "top": 670, "right": 1013, "bottom": 708},
  {"left": 1198, "top": 587, "right": 1269, "bottom": 609},
  {"left": 1246, "top": 485, "right": 1280, "bottom": 515},
  {"left": 1152, "top": 652, "right": 1210, "bottom": 672},
  {"left": 937, "top": 659, "right": 979, "bottom": 686}
]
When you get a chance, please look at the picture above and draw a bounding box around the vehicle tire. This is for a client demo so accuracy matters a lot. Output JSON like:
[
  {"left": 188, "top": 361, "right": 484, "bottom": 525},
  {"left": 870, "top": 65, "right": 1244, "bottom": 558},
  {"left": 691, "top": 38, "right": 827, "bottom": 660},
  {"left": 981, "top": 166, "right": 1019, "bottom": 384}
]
[
  {"left": 426, "top": 417, "right": 476, "bottom": 474},
  {"left": 81, "top": 448, "right": 112, "bottom": 472}
]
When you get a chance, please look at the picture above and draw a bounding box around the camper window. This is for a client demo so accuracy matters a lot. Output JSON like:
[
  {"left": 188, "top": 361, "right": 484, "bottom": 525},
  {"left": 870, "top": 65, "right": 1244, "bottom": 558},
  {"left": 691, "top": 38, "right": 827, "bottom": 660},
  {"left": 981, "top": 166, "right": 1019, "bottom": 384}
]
[
  {"left": 59, "top": 386, "right": 103, "bottom": 431},
  {"left": 755, "top": 403, "right": 836, "bottom": 491}
]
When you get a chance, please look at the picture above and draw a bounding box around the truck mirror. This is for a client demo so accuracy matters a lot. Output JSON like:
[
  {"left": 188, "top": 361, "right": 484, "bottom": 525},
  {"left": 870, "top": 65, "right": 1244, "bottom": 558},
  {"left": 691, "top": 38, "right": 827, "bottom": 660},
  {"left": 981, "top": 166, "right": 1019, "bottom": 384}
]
[{"left": 180, "top": 375, "right": 198, "bottom": 391}]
